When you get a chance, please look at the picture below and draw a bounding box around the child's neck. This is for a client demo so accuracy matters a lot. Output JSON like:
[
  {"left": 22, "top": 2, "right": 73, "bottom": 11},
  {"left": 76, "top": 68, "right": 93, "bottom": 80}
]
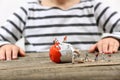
[
  {"left": 50, "top": 0, "right": 72, "bottom": 5},
  {"left": 41, "top": 0, "right": 80, "bottom": 10}
]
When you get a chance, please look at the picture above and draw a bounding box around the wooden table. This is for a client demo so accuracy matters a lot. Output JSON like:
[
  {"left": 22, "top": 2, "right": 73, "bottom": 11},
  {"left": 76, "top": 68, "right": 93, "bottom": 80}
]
[{"left": 0, "top": 51, "right": 120, "bottom": 80}]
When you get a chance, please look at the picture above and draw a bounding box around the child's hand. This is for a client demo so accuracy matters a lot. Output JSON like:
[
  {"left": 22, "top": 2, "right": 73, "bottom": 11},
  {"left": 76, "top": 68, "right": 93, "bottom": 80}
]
[
  {"left": 0, "top": 44, "right": 25, "bottom": 61},
  {"left": 89, "top": 37, "right": 120, "bottom": 54}
]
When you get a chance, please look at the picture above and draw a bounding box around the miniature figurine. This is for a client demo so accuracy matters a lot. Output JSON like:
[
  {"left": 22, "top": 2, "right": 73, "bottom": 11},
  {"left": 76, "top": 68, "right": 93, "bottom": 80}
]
[
  {"left": 49, "top": 36, "right": 81, "bottom": 63},
  {"left": 49, "top": 36, "right": 112, "bottom": 64}
]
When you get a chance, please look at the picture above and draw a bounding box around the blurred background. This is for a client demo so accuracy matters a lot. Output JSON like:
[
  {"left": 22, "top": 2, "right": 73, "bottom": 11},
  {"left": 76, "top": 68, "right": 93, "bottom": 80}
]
[{"left": 0, "top": 0, "right": 120, "bottom": 49}]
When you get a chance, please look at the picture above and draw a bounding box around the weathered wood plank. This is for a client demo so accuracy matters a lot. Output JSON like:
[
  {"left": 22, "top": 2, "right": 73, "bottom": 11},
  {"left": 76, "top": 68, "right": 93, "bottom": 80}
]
[{"left": 0, "top": 51, "right": 120, "bottom": 80}]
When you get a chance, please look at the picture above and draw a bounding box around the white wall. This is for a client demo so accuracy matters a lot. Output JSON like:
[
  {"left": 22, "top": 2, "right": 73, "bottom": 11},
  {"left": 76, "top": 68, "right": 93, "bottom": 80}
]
[
  {"left": 101, "top": 0, "right": 120, "bottom": 12},
  {"left": 0, "top": 0, "right": 27, "bottom": 25},
  {"left": 0, "top": 0, "right": 120, "bottom": 49}
]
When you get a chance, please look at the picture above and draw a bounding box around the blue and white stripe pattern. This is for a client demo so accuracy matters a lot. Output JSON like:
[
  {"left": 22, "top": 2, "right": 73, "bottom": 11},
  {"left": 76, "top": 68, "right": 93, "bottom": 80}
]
[{"left": 0, "top": 0, "right": 120, "bottom": 53}]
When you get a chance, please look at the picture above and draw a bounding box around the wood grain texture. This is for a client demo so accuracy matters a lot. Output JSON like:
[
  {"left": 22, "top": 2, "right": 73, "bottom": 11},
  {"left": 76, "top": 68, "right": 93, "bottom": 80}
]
[{"left": 0, "top": 51, "right": 120, "bottom": 80}]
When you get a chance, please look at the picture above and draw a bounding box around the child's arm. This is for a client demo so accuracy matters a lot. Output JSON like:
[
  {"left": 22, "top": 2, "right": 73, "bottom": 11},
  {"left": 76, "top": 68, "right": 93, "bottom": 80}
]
[
  {"left": 0, "top": 3, "right": 28, "bottom": 60},
  {"left": 89, "top": 0, "right": 120, "bottom": 54}
]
